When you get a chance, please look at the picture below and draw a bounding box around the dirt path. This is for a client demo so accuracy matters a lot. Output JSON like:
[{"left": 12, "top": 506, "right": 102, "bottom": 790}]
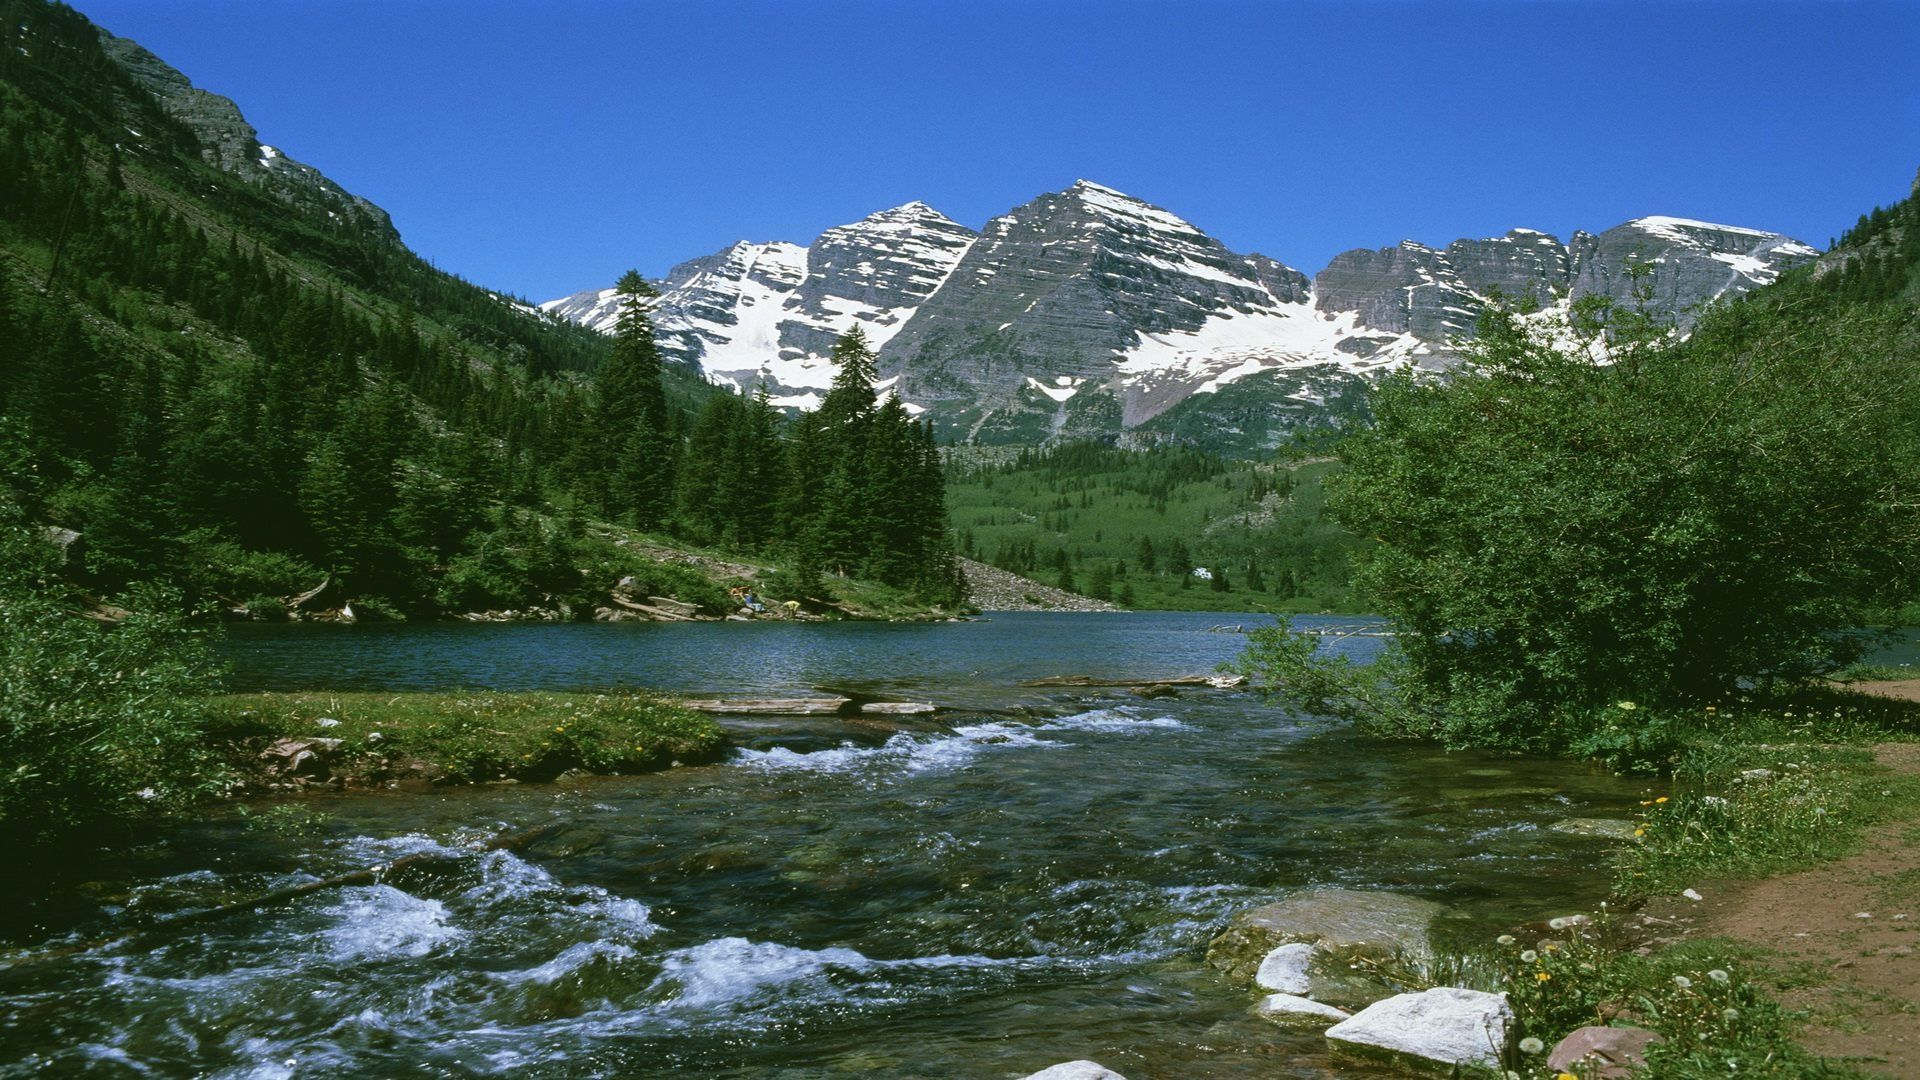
[
  {"left": 1658, "top": 743, "right": 1920, "bottom": 1076},
  {"left": 1846, "top": 679, "right": 1920, "bottom": 705}
]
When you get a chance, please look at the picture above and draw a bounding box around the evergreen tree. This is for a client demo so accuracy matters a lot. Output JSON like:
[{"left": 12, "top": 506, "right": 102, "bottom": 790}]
[{"left": 597, "top": 270, "right": 673, "bottom": 527}]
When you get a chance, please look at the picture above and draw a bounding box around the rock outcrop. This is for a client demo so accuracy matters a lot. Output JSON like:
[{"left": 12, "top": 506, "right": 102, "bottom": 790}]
[{"left": 99, "top": 32, "right": 396, "bottom": 238}]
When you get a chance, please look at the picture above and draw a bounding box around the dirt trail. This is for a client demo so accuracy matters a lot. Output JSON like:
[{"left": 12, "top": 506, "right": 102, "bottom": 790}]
[
  {"left": 1670, "top": 743, "right": 1920, "bottom": 1077},
  {"left": 1847, "top": 679, "right": 1920, "bottom": 705}
]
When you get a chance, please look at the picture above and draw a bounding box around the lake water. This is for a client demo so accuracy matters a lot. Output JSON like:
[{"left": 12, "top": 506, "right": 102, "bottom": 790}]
[{"left": 0, "top": 613, "right": 1650, "bottom": 1078}]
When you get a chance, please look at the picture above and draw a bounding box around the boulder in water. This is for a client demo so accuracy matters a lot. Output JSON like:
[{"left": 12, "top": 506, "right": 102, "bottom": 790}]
[
  {"left": 1207, "top": 887, "right": 1444, "bottom": 982},
  {"left": 1019, "top": 1063, "right": 1127, "bottom": 1080},
  {"left": 1325, "top": 987, "right": 1513, "bottom": 1073}
]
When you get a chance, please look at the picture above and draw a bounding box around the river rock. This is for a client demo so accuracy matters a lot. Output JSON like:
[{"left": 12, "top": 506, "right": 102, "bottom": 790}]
[
  {"left": 1254, "top": 942, "right": 1316, "bottom": 993},
  {"left": 1325, "top": 987, "right": 1513, "bottom": 1073},
  {"left": 1550, "top": 818, "right": 1641, "bottom": 841},
  {"left": 1207, "top": 887, "right": 1444, "bottom": 983},
  {"left": 1255, "top": 992, "right": 1350, "bottom": 1027},
  {"left": 1018, "top": 1062, "right": 1127, "bottom": 1080},
  {"left": 1547, "top": 1025, "right": 1664, "bottom": 1078}
]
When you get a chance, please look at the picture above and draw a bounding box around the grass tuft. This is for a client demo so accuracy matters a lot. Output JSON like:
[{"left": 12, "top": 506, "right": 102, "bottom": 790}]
[{"left": 211, "top": 691, "right": 727, "bottom": 785}]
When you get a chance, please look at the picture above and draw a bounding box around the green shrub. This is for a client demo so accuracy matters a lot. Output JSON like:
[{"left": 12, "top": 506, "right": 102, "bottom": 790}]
[
  {"left": 182, "top": 532, "right": 322, "bottom": 600},
  {"left": 243, "top": 595, "right": 288, "bottom": 621},
  {"left": 435, "top": 510, "right": 582, "bottom": 612},
  {"left": 0, "top": 507, "right": 226, "bottom": 847},
  {"left": 1238, "top": 296, "right": 1920, "bottom": 753}
]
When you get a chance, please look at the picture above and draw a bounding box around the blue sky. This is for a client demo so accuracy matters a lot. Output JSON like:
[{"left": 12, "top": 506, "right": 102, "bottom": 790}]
[{"left": 76, "top": 1, "right": 1918, "bottom": 302}]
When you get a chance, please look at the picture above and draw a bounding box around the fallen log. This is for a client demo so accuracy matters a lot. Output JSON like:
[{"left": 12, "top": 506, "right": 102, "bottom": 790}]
[{"left": 681, "top": 697, "right": 853, "bottom": 716}]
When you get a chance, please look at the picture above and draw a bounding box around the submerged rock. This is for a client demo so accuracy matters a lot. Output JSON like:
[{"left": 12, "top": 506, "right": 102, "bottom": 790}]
[
  {"left": 859, "top": 701, "right": 939, "bottom": 716},
  {"left": 1207, "top": 887, "right": 1444, "bottom": 983},
  {"left": 1019, "top": 1062, "right": 1128, "bottom": 1080},
  {"left": 1255, "top": 992, "right": 1350, "bottom": 1027},
  {"left": 1549, "top": 818, "right": 1641, "bottom": 842},
  {"left": 1325, "top": 987, "right": 1513, "bottom": 1073}
]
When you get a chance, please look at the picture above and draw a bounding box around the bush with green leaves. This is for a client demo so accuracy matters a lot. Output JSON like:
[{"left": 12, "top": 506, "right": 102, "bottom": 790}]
[
  {"left": 0, "top": 506, "right": 225, "bottom": 847},
  {"left": 1238, "top": 291, "right": 1920, "bottom": 752}
]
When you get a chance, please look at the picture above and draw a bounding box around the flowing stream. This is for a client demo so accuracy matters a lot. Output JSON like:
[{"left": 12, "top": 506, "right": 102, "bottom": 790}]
[{"left": 0, "top": 613, "right": 1650, "bottom": 1077}]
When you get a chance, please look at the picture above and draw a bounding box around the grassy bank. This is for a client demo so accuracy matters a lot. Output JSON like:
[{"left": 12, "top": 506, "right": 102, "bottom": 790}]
[
  {"left": 1615, "top": 708, "right": 1920, "bottom": 900},
  {"left": 1396, "top": 688, "right": 1920, "bottom": 1077},
  {"left": 210, "top": 691, "right": 728, "bottom": 787}
]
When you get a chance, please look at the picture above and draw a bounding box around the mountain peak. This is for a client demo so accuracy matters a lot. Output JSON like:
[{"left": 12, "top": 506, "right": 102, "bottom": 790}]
[
  {"left": 1623, "top": 215, "right": 1776, "bottom": 242},
  {"left": 860, "top": 200, "right": 961, "bottom": 228},
  {"left": 1057, "top": 179, "right": 1197, "bottom": 235}
]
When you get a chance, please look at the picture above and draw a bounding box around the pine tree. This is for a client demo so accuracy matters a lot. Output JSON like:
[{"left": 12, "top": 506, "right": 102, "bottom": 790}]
[
  {"left": 801, "top": 328, "right": 879, "bottom": 574},
  {"left": 597, "top": 270, "right": 673, "bottom": 527}
]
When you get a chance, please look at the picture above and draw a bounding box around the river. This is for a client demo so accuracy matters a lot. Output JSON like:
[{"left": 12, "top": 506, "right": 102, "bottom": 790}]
[{"left": 0, "top": 613, "right": 1650, "bottom": 1077}]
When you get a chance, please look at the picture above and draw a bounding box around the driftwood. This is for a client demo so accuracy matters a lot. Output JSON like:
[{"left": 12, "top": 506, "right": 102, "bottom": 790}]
[
  {"left": 2, "top": 823, "right": 562, "bottom": 969},
  {"left": 681, "top": 697, "right": 853, "bottom": 716}
]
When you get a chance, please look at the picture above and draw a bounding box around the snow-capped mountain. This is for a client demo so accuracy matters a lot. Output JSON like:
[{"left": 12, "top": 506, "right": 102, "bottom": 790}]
[
  {"left": 544, "top": 182, "right": 1817, "bottom": 447},
  {"left": 541, "top": 203, "right": 976, "bottom": 408}
]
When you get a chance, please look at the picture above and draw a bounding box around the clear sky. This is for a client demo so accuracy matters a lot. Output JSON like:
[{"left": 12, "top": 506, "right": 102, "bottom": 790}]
[{"left": 74, "top": 0, "right": 1919, "bottom": 303}]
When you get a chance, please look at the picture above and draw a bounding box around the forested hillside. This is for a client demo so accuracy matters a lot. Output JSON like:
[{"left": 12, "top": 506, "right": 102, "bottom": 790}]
[
  {"left": 0, "top": 0, "right": 959, "bottom": 619},
  {"left": 944, "top": 442, "right": 1359, "bottom": 612}
]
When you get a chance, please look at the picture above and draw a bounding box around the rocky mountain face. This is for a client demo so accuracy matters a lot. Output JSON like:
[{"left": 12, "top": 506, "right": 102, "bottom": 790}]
[
  {"left": 547, "top": 184, "right": 1818, "bottom": 451},
  {"left": 99, "top": 32, "right": 395, "bottom": 238},
  {"left": 542, "top": 202, "right": 977, "bottom": 407}
]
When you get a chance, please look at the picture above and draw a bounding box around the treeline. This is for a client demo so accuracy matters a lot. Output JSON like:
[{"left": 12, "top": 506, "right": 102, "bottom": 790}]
[{"left": 569, "top": 278, "right": 961, "bottom": 604}]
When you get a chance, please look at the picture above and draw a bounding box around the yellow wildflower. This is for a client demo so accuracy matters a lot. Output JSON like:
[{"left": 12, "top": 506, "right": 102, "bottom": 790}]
[
  {"left": 1655, "top": 796, "right": 1669, "bottom": 804},
  {"left": 1535, "top": 971, "right": 1551, "bottom": 982},
  {"left": 1634, "top": 828, "right": 1646, "bottom": 837}
]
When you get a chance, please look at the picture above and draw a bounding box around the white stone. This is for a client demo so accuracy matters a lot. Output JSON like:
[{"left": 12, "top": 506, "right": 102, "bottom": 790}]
[
  {"left": 1019, "top": 1062, "right": 1127, "bottom": 1080},
  {"left": 1682, "top": 888, "right": 1703, "bottom": 902},
  {"left": 1254, "top": 942, "right": 1317, "bottom": 993},
  {"left": 1256, "top": 992, "right": 1350, "bottom": 1026},
  {"left": 1325, "top": 987, "right": 1513, "bottom": 1070}
]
